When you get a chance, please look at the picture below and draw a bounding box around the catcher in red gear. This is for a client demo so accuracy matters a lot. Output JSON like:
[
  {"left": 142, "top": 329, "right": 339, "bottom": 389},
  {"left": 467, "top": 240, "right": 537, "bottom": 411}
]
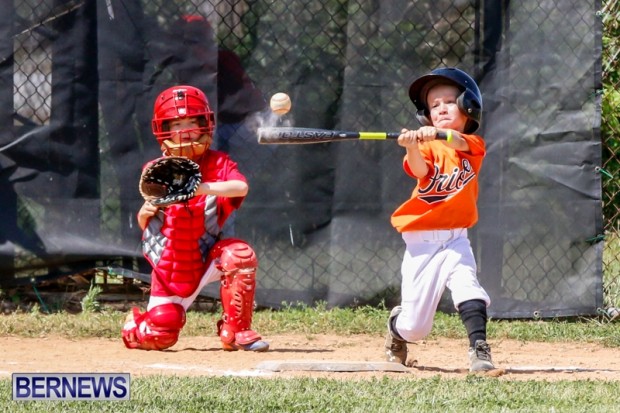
[{"left": 122, "top": 85, "right": 269, "bottom": 352}]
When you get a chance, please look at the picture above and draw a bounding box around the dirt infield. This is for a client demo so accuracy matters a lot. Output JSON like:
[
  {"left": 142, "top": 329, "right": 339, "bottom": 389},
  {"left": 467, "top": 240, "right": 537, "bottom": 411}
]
[{"left": 2, "top": 334, "right": 619, "bottom": 381}]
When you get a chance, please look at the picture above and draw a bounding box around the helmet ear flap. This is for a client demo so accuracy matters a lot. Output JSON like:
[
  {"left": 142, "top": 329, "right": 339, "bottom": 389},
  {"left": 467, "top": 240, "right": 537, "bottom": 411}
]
[
  {"left": 415, "top": 110, "right": 433, "bottom": 127},
  {"left": 456, "top": 90, "right": 482, "bottom": 133}
]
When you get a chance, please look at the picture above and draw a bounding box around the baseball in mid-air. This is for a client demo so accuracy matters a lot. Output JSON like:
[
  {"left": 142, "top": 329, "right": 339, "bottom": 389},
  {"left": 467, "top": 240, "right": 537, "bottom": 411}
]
[{"left": 270, "top": 92, "right": 291, "bottom": 115}]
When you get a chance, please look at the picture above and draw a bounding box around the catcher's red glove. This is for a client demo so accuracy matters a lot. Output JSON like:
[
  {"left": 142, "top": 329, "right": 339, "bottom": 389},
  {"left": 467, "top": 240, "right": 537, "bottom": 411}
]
[{"left": 139, "top": 156, "right": 202, "bottom": 207}]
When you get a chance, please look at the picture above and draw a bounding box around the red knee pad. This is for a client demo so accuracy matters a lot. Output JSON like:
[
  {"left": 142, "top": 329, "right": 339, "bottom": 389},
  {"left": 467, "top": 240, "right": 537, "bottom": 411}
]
[
  {"left": 208, "top": 238, "right": 258, "bottom": 273},
  {"left": 122, "top": 303, "right": 186, "bottom": 351}
]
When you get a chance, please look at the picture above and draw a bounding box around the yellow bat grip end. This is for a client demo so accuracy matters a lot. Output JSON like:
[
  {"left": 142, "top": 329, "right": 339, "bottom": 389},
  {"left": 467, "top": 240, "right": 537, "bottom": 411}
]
[{"left": 359, "top": 132, "right": 387, "bottom": 140}]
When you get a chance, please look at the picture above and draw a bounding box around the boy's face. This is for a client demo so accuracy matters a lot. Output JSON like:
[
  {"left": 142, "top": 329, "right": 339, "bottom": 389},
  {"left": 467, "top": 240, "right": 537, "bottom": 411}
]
[
  {"left": 168, "top": 117, "right": 204, "bottom": 142},
  {"left": 426, "top": 84, "right": 468, "bottom": 133},
  {"left": 162, "top": 116, "right": 212, "bottom": 159}
]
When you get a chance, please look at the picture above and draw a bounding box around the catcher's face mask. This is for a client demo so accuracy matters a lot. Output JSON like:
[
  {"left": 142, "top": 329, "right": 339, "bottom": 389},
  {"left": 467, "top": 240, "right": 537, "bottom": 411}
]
[
  {"left": 152, "top": 86, "right": 215, "bottom": 158},
  {"left": 161, "top": 117, "right": 213, "bottom": 158}
]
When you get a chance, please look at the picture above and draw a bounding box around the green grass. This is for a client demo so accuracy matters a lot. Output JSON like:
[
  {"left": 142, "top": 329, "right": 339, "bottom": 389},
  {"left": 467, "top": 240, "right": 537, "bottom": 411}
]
[
  {"left": 1, "top": 301, "right": 619, "bottom": 346},
  {"left": 2, "top": 375, "right": 620, "bottom": 412}
]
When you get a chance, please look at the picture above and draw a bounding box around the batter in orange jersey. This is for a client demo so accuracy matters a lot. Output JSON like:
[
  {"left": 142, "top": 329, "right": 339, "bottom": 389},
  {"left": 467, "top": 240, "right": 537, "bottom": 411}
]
[{"left": 384, "top": 67, "right": 495, "bottom": 373}]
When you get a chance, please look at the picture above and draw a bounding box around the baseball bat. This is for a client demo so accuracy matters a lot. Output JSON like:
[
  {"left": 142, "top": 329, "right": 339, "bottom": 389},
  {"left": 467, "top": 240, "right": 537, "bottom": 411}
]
[{"left": 257, "top": 127, "right": 447, "bottom": 144}]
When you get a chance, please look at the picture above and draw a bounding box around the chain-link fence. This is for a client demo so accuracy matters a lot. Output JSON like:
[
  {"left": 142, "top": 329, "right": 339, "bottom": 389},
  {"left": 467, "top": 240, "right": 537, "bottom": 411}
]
[
  {"left": 600, "top": 0, "right": 620, "bottom": 314},
  {"left": 2, "top": 0, "right": 616, "bottom": 318}
]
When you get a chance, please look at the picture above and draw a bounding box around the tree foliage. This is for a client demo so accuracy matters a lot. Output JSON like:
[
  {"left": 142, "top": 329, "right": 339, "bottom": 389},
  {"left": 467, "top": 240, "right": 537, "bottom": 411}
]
[{"left": 602, "top": 0, "right": 620, "bottom": 229}]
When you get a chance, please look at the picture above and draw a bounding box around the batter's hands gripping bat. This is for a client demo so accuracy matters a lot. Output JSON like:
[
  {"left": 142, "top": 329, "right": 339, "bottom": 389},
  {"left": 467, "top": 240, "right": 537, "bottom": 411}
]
[{"left": 257, "top": 127, "right": 447, "bottom": 144}]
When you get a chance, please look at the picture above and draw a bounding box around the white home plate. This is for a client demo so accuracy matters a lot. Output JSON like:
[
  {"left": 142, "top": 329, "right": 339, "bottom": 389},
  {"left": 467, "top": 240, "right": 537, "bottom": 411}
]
[{"left": 255, "top": 360, "right": 409, "bottom": 372}]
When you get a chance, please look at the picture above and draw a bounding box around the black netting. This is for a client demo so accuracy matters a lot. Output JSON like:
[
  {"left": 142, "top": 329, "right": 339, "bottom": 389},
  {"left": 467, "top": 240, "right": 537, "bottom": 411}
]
[{"left": 0, "top": 0, "right": 611, "bottom": 318}]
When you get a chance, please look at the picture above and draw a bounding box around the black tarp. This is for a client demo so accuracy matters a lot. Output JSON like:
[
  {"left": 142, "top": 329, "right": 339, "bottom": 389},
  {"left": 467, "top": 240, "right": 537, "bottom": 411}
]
[{"left": 0, "top": 0, "right": 603, "bottom": 318}]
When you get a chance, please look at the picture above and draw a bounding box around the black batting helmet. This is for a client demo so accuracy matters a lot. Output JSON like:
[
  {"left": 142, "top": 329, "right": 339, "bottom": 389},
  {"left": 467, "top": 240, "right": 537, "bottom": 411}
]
[{"left": 408, "top": 67, "right": 482, "bottom": 134}]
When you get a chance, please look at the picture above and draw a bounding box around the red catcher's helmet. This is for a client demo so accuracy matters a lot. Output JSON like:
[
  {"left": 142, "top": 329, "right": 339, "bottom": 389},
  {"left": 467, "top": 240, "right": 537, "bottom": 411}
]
[
  {"left": 408, "top": 67, "right": 482, "bottom": 134},
  {"left": 152, "top": 85, "right": 215, "bottom": 157}
]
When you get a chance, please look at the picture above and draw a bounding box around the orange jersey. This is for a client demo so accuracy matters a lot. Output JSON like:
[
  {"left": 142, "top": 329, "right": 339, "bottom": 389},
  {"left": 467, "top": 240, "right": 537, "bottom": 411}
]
[{"left": 391, "top": 133, "right": 485, "bottom": 232}]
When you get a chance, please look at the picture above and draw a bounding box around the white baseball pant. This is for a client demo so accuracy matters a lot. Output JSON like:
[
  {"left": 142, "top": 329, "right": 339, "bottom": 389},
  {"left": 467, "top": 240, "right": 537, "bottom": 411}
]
[{"left": 395, "top": 228, "right": 490, "bottom": 343}]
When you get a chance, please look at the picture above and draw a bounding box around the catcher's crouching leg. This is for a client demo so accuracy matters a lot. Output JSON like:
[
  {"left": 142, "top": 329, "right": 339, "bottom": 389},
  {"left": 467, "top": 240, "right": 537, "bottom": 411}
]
[
  {"left": 122, "top": 303, "right": 186, "bottom": 350},
  {"left": 214, "top": 240, "right": 269, "bottom": 352}
]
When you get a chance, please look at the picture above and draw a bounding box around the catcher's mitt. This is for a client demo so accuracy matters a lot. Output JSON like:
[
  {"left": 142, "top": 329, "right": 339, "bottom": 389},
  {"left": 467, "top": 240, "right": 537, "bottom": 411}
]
[{"left": 139, "top": 156, "right": 202, "bottom": 207}]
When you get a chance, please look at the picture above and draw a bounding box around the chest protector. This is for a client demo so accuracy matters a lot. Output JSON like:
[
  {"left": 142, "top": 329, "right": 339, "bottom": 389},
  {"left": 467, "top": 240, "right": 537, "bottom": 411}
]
[{"left": 142, "top": 194, "right": 221, "bottom": 297}]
